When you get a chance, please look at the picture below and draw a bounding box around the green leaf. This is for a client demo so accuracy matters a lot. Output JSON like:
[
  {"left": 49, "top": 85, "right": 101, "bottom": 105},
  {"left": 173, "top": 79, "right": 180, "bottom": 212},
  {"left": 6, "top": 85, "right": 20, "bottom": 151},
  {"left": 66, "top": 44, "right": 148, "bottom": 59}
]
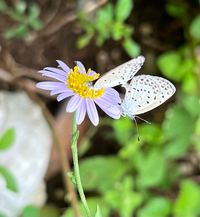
[
  {"left": 182, "top": 72, "right": 198, "bottom": 94},
  {"left": 183, "top": 95, "right": 200, "bottom": 117},
  {"left": 15, "top": 1, "right": 27, "bottom": 14},
  {"left": 165, "top": 3, "right": 186, "bottom": 17},
  {"left": 95, "top": 205, "right": 102, "bottom": 217},
  {"left": 123, "top": 38, "right": 141, "bottom": 57},
  {"left": 112, "top": 116, "right": 135, "bottom": 146},
  {"left": 163, "top": 105, "right": 196, "bottom": 158},
  {"left": 79, "top": 156, "right": 130, "bottom": 193},
  {"left": 95, "top": 35, "right": 105, "bottom": 46},
  {"left": 190, "top": 15, "right": 200, "bottom": 40},
  {"left": 177, "top": 58, "right": 194, "bottom": 78},
  {"left": 163, "top": 106, "right": 195, "bottom": 140},
  {"left": 8, "top": 10, "right": 24, "bottom": 22},
  {"left": 194, "top": 115, "right": 200, "bottom": 154},
  {"left": 22, "top": 205, "right": 40, "bottom": 217},
  {"left": 138, "top": 197, "right": 172, "bottom": 217},
  {"left": 0, "top": 165, "right": 18, "bottom": 192},
  {"left": 28, "top": 18, "right": 43, "bottom": 30},
  {"left": 133, "top": 150, "right": 166, "bottom": 188},
  {"left": 0, "top": 128, "right": 15, "bottom": 150},
  {"left": 157, "top": 52, "right": 182, "bottom": 81},
  {"left": 112, "top": 23, "right": 133, "bottom": 40},
  {"left": 118, "top": 138, "right": 142, "bottom": 160},
  {"left": 0, "top": 0, "right": 8, "bottom": 11},
  {"left": 40, "top": 204, "right": 60, "bottom": 217},
  {"left": 112, "top": 22, "right": 125, "bottom": 40},
  {"left": 3, "top": 27, "right": 21, "bottom": 39},
  {"left": 163, "top": 137, "right": 191, "bottom": 159},
  {"left": 77, "top": 34, "right": 92, "bottom": 49},
  {"left": 3, "top": 25, "right": 29, "bottom": 39},
  {"left": 173, "top": 180, "right": 200, "bottom": 217},
  {"left": 115, "top": 0, "right": 134, "bottom": 22},
  {"left": 28, "top": 3, "right": 41, "bottom": 18},
  {"left": 138, "top": 123, "right": 164, "bottom": 145},
  {"left": 62, "top": 197, "right": 109, "bottom": 217},
  {"left": 67, "top": 172, "right": 77, "bottom": 186},
  {"left": 0, "top": 212, "right": 7, "bottom": 217},
  {"left": 104, "top": 176, "right": 143, "bottom": 216},
  {"left": 96, "top": 3, "right": 113, "bottom": 33}
]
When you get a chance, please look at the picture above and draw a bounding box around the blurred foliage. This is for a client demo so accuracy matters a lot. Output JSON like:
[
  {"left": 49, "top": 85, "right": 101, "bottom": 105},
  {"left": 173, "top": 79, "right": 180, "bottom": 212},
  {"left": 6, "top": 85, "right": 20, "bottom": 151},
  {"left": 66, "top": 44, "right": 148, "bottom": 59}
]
[
  {"left": 40, "top": 204, "right": 60, "bottom": 217},
  {"left": 63, "top": 197, "right": 110, "bottom": 217},
  {"left": 0, "top": 0, "right": 43, "bottom": 39},
  {"left": 0, "top": 128, "right": 18, "bottom": 193},
  {"left": 62, "top": 1, "right": 200, "bottom": 216},
  {"left": 173, "top": 180, "right": 200, "bottom": 217},
  {"left": 95, "top": 205, "right": 102, "bottom": 217},
  {"left": 77, "top": 0, "right": 140, "bottom": 57},
  {"left": 0, "top": 128, "right": 15, "bottom": 150},
  {"left": 21, "top": 205, "right": 40, "bottom": 217},
  {"left": 0, "top": 165, "right": 18, "bottom": 193}
]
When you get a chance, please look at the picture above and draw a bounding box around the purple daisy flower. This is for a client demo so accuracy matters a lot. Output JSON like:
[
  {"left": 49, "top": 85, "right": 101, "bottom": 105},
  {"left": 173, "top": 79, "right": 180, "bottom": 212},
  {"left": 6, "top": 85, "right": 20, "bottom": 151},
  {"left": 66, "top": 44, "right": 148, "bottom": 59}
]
[{"left": 36, "top": 60, "right": 122, "bottom": 126}]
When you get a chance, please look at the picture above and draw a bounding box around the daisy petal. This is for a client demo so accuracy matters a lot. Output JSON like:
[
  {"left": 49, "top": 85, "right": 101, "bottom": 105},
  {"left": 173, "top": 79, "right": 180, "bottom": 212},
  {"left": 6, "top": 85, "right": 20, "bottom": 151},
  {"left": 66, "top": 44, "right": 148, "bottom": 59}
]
[
  {"left": 88, "top": 70, "right": 97, "bottom": 76},
  {"left": 76, "top": 98, "right": 86, "bottom": 125},
  {"left": 50, "top": 86, "right": 70, "bottom": 95},
  {"left": 41, "top": 72, "right": 66, "bottom": 82},
  {"left": 95, "top": 97, "right": 121, "bottom": 116},
  {"left": 44, "top": 67, "right": 68, "bottom": 76},
  {"left": 104, "top": 89, "right": 121, "bottom": 103},
  {"left": 57, "top": 91, "right": 75, "bottom": 101},
  {"left": 86, "top": 98, "right": 99, "bottom": 126},
  {"left": 56, "top": 60, "right": 71, "bottom": 72},
  {"left": 75, "top": 61, "right": 86, "bottom": 74},
  {"left": 105, "top": 87, "right": 120, "bottom": 95},
  {"left": 36, "top": 81, "right": 63, "bottom": 90},
  {"left": 96, "top": 101, "right": 121, "bottom": 119},
  {"left": 67, "top": 94, "right": 83, "bottom": 112}
]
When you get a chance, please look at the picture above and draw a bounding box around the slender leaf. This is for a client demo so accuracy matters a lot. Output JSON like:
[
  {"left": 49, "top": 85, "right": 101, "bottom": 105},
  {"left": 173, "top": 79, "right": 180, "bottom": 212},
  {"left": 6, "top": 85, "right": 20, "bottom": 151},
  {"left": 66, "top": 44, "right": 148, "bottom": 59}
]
[
  {"left": 0, "top": 165, "right": 18, "bottom": 192},
  {"left": 115, "top": 0, "right": 134, "bottom": 22},
  {"left": 123, "top": 37, "right": 141, "bottom": 57},
  {"left": 95, "top": 205, "right": 102, "bottom": 217},
  {"left": 0, "top": 128, "right": 15, "bottom": 150}
]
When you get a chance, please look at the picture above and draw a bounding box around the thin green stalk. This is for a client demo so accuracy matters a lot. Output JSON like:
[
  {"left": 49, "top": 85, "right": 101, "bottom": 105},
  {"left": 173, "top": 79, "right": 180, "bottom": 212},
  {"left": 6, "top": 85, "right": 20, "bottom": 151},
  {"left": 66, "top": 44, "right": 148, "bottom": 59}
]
[{"left": 71, "top": 112, "right": 92, "bottom": 217}]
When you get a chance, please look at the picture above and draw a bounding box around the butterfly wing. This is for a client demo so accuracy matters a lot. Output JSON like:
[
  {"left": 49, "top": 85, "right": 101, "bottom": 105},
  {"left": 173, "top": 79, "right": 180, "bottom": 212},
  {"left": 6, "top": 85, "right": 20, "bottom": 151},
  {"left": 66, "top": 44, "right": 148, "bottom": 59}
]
[
  {"left": 121, "top": 75, "right": 176, "bottom": 117},
  {"left": 94, "top": 56, "right": 145, "bottom": 89}
]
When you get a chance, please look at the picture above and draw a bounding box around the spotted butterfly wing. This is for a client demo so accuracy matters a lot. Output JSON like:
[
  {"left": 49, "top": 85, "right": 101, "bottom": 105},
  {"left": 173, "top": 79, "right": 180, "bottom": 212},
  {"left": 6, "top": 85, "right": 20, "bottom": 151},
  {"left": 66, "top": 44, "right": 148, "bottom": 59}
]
[
  {"left": 93, "top": 56, "right": 145, "bottom": 89},
  {"left": 121, "top": 75, "right": 176, "bottom": 119}
]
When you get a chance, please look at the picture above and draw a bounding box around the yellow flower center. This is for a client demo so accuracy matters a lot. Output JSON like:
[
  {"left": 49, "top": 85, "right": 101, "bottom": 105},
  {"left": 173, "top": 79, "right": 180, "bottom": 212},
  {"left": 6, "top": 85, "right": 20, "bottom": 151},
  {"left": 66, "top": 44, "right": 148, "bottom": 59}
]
[{"left": 66, "top": 66, "right": 105, "bottom": 99}]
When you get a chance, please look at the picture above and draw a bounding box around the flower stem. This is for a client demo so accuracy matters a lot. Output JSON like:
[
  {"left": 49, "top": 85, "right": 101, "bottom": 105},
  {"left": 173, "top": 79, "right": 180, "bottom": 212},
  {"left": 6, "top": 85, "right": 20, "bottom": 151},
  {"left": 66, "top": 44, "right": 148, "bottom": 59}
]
[{"left": 71, "top": 112, "right": 92, "bottom": 217}]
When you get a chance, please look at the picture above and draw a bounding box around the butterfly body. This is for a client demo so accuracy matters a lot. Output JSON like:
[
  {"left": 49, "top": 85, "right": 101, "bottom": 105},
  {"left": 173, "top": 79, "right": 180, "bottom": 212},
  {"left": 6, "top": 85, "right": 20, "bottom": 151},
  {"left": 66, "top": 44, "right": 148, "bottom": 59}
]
[{"left": 121, "top": 75, "right": 176, "bottom": 119}]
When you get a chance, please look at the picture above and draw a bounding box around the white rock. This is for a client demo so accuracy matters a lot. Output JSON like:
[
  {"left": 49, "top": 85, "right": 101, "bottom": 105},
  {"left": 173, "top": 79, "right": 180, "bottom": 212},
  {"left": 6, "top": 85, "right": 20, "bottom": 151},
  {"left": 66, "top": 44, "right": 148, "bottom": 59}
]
[{"left": 0, "top": 91, "right": 52, "bottom": 217}]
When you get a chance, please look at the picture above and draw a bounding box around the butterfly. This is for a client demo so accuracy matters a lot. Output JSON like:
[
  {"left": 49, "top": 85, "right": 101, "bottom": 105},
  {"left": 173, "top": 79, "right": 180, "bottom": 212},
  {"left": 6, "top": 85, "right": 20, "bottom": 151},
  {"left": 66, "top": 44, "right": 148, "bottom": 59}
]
[
  {"left": 91, "top": 55, "right": 145, "bottom": 89},
  {"left": 121, "top": 75, "right": 176, "bottom": 141},
  {"left": 121, "top": 75, "right": 176, "bottom": 118}
]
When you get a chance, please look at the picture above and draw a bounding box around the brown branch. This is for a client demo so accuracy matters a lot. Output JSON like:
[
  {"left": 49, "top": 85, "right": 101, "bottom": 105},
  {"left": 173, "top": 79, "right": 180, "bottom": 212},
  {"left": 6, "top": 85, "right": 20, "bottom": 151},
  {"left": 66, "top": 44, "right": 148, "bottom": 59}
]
[{"left": 39, "top": 0, "right": 107, "bottom": 37}]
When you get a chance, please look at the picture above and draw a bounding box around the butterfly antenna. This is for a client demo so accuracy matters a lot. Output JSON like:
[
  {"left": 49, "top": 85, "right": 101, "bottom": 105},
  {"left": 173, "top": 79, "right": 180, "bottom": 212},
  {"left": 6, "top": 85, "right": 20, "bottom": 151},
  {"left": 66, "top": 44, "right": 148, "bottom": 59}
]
[
  {"left": 135, "top": 116, "right": 151, "bottom": 124},
  {"left": 133, "top": 117, "right": 140, "bottom": 142}
]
